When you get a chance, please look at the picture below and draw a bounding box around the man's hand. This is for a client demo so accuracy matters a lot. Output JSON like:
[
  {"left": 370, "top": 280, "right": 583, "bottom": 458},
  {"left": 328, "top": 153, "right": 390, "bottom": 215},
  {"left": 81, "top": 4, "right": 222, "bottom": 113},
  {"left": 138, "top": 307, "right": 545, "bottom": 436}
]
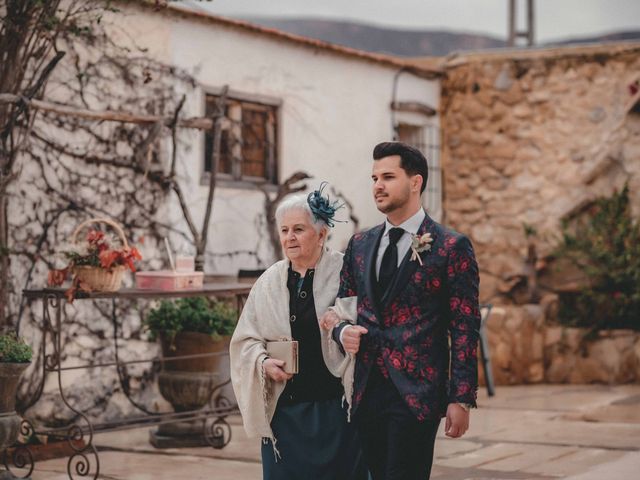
[
  {"left": 263, "top": 358, "right": 293, "bottom": 383},
  {"left": 320, "top": 310, "right": 340, "bottom": 330},
  {"left": 445, "top": 403, "right": 470, "bottom": 438},
  {"left": 341, "top": 326, "right": 368, "bottom": 354}
]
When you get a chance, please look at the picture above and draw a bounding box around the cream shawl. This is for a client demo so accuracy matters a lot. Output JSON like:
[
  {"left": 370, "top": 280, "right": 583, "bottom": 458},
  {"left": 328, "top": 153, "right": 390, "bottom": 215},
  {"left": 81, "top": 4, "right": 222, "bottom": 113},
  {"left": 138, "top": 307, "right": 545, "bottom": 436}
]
[{"left": 229, "top": 247, "right": 356, "bottom": 444}]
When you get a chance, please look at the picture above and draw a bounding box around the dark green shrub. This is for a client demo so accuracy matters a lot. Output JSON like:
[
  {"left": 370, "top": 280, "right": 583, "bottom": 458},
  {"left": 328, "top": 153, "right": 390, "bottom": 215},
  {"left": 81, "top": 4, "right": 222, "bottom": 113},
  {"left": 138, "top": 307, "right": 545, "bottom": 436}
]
[
  {"left": 0, "top": 332, "right": 33, "bottom": 363},
  {"left": 554, "top": 185, "right": 640, "bottom": 331},
  {"left": 144, "top": 297, "right": 237, "bottom": 342}
]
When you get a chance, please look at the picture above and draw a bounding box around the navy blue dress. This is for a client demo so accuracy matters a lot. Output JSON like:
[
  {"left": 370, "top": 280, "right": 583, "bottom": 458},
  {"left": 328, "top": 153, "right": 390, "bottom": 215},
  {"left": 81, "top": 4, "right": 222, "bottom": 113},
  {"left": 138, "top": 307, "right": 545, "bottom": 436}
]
[{"left": 261, "top": 266, "right": 367, "bottom": 480}]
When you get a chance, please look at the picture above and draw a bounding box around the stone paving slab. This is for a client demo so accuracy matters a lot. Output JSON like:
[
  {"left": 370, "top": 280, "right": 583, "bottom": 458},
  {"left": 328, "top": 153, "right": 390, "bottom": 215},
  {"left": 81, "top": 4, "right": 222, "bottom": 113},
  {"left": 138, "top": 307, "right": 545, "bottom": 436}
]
[
  {"left": 11, "top": 384, "right": 640, "bottom": 479},
  {"left": 29, "top": 451, "right": 262, "bottom": 480},
  {"left": 95, "top": 423, "right": 262, "bottom": 462},
  {"left": 564, "top": 403, "right": 640, "bottom": 424},
  {"left": 477, "top": 415, "right": 640, "bottom": 450},
  {"left": 477, "top": 384, "right": 639, "bottom": 412},
  {"left": 431, "top": 464, "right": 556, "bottom": 479},
  {"left": 526, "top": 448, "right": 627, "bottom": 477},
  {"left": 562, "top": 451, "right": 640, "bottom": 480}
]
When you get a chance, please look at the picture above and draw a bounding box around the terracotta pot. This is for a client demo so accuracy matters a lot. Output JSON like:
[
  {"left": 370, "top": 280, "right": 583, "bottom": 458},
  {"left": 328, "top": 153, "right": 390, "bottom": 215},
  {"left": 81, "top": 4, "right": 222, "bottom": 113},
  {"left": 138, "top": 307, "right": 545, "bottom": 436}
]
[
  {"left": 0, "top": 363, "right": 29, "bottom": 414},
  {"left": 160, "top": 332, "right": 229, "bottom": 372},
  {"left": 157, "top": 332, "right": 230, "bottom": 413},
  {"left": 0, "top": 362, "right": 30, "bottom": 450}
]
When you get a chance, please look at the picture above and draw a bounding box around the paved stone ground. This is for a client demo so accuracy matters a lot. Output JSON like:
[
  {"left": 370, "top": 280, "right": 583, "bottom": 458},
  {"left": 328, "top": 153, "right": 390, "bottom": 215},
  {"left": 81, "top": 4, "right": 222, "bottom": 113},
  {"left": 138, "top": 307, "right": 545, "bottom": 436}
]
[{"left": 13, "top": 384, "right": 640, "bottom": 479}]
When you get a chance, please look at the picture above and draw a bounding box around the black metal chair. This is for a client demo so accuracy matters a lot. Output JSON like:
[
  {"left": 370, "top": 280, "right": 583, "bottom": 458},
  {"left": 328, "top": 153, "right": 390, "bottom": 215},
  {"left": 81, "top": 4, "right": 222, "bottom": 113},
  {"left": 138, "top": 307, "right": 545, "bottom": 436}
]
[{"left": 479, "top": 303, "right": 496, "bottom": 397}]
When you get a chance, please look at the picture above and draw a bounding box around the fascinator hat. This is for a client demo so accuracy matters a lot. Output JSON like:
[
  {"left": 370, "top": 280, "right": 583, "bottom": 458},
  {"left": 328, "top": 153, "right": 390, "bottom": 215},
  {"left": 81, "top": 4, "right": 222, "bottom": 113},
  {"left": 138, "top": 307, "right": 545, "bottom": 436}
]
[{"left": 306, "top": 182, "right": 345, "bottom": 228}]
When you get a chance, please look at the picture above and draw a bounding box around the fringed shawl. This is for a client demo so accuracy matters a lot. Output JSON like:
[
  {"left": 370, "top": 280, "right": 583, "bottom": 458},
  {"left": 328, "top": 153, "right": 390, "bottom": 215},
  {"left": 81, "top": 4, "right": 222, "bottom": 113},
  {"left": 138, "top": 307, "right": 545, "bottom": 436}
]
[{"left": 229, "top": 247, "right": 355, "bottom": 449}]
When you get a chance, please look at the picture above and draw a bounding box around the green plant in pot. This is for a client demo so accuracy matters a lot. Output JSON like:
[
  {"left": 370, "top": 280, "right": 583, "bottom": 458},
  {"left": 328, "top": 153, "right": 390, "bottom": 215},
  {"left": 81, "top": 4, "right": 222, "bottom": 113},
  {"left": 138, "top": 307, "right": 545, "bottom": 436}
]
[
  {"left": 0, "top": 332, "right": 33, "bottom": 451},
  {"left": 145, "top": 297, "right": 237, "bottom": 372},
  {"left": 145, "top": 297, "right": 237, "bottom": 448},
  {"left": 145, "top": 297, "right": 237, "bottom": 411}
]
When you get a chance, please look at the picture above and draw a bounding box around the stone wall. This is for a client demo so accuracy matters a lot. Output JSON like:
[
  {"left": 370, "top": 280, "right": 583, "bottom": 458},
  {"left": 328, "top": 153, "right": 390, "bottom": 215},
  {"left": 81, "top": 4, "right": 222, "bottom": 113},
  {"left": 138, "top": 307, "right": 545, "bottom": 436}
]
[
  {"left": 440, "top": 43, "right": 640, "bottom": 302},
  {"left": 480, "top": 304, "right": 640, "bottom": 385}
]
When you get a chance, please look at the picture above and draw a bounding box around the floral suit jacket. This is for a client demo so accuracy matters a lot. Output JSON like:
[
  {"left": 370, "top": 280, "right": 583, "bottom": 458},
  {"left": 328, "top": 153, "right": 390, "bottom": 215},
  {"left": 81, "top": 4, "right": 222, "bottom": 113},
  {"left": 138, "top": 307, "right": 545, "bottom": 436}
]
[{"left": 336, "top": 213, "right": 480, "bottom": 422}]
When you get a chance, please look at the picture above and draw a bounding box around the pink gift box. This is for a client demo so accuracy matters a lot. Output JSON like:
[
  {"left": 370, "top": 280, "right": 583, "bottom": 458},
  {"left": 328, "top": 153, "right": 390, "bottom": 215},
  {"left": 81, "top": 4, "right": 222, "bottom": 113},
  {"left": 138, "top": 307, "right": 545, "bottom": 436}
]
[{"left": 135, "top": 270, "right": 204, "bottom": 290}]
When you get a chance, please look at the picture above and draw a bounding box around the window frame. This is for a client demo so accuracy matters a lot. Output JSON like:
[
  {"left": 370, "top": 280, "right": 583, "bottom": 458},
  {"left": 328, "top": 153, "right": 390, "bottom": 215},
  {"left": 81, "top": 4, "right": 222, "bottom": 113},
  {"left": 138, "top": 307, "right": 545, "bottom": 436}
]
[
  {"left": 201, "top": 87, "right": 282, "bottom": 189},
  {"left": 394, "top": 117, "right": 443, "bottom": 222}
]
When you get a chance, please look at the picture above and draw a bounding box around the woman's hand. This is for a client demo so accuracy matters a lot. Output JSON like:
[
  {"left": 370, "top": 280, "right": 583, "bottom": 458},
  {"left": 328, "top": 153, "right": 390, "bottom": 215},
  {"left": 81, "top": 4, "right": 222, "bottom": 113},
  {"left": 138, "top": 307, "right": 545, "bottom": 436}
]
[
  {"left": 319, "top": 310, "right": 340, "bottom": 330},
  {"left": 263, "top": 358, "right": 293, "bottom": 382}
]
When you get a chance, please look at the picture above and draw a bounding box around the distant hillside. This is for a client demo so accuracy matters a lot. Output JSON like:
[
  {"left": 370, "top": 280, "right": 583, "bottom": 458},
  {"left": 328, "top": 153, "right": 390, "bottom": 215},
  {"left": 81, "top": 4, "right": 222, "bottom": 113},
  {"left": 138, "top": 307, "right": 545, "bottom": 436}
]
[
  {"left": 242, "top": 17, "right": 640, "bottom": 57},
  {"left": 552, "top": 30, "right": 640, "bottom": 46},
  {"left": 242, "top": 18, "right": 506, "bottom": 57}
]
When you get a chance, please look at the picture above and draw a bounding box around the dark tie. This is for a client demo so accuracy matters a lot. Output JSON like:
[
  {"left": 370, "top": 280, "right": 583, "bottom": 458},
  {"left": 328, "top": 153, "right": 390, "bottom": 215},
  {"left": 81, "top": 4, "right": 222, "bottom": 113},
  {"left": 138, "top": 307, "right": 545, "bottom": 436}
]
[{"left": 378, "top": 227, "right": 404, "bottom": 295}]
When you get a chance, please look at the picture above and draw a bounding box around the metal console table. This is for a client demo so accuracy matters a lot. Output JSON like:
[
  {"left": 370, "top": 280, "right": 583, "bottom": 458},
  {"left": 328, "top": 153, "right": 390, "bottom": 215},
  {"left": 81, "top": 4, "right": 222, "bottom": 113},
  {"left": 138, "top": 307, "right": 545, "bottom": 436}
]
[{"left": 3, "top": 283, "right": 251, "bottom": 480}]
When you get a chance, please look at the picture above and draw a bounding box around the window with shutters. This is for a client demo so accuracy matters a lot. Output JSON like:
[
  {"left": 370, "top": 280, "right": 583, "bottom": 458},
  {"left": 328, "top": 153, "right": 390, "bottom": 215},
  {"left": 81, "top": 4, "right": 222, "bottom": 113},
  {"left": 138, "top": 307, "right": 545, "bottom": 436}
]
[{"left": 203, "top": 93, "right": 278, "bottom": 185}]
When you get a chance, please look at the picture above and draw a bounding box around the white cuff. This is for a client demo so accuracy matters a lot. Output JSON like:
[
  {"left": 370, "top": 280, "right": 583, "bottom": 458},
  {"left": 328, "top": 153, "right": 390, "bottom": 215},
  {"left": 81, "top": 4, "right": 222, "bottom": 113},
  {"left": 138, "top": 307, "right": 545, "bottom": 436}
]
[{"left": 339, "top": 324, "right": 354, "bottom": 346}]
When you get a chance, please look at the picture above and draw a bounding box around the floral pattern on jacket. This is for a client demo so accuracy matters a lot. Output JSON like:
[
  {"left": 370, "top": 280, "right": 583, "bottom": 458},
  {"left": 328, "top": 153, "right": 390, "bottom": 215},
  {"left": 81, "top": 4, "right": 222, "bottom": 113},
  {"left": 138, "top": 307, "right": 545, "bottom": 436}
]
[{"left": 338, "top": 213, "right": 480, "bottom": 421}]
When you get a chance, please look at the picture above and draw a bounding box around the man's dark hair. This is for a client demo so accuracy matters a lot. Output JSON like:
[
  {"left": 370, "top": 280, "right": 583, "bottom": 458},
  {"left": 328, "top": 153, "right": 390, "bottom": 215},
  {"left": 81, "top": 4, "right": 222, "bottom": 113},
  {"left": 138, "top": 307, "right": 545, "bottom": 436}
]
[{"left": 373, "top": 141, "right": 429, "bottom": 194}]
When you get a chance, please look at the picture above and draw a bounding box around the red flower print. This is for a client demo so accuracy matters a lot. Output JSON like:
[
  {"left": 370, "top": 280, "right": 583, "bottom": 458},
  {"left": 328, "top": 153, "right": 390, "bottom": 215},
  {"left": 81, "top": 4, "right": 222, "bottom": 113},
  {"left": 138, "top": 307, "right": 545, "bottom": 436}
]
[
  {"left": 405, "top": 394, "right": 420, "bottom": 408},
  {"left": 456, "top": 382, "right": 471, "bottom": 396},
  {"left": 423, "top": 366, "right": 436, "bottom": 381},
  {"left": 389, "top": 350, "right": 405, "bottom": 370},
  {"left": 403, "top": 345, "right": 418, "bottom": 360},
  {"left": 450, "top": 297, "right": 461, "bottom": 310},
  {"left": 460, "top": 300, "right": 472, "bottom": 315},
  {"left": 458, "top": 258, "right": 470, "bottom": 271},
  {"left": 395, "top": 306, "right": 411, "bottom": 325}
]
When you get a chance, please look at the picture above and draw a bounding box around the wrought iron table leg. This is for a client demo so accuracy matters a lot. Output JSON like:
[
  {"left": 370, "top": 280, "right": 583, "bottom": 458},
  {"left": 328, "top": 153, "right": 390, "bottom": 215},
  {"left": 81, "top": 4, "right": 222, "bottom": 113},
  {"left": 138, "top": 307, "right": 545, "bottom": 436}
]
[{"left": 49, "top": 297, "right": 100, "bottom": 479}]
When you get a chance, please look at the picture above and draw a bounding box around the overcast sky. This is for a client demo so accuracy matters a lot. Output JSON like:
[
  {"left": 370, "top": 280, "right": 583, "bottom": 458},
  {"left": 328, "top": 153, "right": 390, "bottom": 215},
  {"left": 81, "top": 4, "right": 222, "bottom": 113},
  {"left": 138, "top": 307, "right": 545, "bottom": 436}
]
[{"left": 186, "top": 0, "right": 640, "bottom": 43}]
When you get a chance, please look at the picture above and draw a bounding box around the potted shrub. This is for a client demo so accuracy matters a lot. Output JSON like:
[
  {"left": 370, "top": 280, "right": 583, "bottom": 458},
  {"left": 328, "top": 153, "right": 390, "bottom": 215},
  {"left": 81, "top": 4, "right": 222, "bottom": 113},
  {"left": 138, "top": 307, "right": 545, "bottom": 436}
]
[
  {"left": 144, "top": 297, "right": 237, "bottom": 448},
  {"left": 0, "top": 332, "right": 33, "bottom": 451},
  {"left": 145, "top": 297, "right": 237, "bottom": 374}
]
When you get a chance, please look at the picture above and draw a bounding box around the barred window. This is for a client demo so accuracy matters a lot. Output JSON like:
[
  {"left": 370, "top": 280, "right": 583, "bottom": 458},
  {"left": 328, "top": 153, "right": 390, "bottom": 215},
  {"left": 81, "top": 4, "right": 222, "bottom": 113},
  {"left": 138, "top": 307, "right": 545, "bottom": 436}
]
[
  {"left": 397, "top": 122, "right": 442, "bottom": 222},
  {"left": 204, "top": 94, "right": 278, "bottom": 184}
]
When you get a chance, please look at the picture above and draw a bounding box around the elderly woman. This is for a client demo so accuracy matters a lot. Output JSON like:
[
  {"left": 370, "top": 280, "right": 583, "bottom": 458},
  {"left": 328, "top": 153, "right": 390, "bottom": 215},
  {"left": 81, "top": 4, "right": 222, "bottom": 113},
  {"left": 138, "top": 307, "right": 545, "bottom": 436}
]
[{"left": 230, "top": 187, "right": 365, "bottom": 480}]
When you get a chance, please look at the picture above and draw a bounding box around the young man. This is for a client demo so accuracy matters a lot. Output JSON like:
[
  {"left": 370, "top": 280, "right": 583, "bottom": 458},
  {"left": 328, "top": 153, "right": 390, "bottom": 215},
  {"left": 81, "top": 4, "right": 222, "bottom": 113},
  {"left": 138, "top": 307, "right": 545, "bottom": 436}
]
[{"left": 331, "top": 141, "right": 480, "bottom": 480}]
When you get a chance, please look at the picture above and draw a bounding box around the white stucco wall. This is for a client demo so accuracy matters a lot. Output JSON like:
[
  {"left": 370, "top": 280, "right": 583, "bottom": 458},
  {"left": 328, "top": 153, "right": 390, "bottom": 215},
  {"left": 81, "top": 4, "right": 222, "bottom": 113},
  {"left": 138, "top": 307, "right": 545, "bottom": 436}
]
[{"left": 110, "top": 4, "right": 441, "bottom": 273}]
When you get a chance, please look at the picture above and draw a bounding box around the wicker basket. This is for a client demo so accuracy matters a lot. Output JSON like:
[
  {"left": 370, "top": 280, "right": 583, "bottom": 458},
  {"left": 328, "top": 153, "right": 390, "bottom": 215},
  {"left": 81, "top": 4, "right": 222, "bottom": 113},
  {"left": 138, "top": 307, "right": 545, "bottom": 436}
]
[{"left": 71, "top": 217, "right": 129, "bottom": 292}]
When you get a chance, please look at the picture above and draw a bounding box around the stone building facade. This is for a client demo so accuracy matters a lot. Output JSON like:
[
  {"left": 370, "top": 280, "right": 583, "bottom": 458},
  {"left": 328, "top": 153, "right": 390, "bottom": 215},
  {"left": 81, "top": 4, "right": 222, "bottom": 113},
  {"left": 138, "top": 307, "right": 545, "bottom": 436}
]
[{"left": 439, "top": 43, "right": 640, "bottom": 303}]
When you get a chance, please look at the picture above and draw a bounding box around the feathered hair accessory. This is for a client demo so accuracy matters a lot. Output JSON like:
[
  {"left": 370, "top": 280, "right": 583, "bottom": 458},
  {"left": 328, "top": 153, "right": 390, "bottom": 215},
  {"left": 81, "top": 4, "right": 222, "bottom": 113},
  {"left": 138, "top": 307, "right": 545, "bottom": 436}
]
[{"left": 307, "top": 182, "right": 345, "bottom": 228}]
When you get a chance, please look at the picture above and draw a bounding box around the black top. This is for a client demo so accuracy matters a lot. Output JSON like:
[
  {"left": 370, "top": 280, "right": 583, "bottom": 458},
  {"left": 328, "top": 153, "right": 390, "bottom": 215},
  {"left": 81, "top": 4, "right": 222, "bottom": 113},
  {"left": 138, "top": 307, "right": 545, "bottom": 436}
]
[{"left": 278, "top": 265, "right": 343, "bottom": 405}]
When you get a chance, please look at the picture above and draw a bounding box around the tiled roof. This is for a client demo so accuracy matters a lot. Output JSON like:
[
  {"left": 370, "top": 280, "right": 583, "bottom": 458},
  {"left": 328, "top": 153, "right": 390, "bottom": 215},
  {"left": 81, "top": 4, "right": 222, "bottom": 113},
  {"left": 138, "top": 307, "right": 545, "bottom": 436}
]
[{"left": 133, "top": 1, "right": 443, "bottom": 79}]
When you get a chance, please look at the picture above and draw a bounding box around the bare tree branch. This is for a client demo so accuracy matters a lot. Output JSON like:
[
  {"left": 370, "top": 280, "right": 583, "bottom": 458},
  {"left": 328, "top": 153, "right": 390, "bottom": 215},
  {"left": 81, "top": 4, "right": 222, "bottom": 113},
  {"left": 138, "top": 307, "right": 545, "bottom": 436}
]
[{"left": 261, "top": 171, "right": 311, "bottom": 260}]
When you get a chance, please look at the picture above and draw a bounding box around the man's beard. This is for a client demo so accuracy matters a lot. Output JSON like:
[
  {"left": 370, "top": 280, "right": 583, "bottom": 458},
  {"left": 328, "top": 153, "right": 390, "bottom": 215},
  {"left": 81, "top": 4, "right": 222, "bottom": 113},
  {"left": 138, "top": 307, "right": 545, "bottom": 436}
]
[{"left": 376, "top": 187, "right": 411, "bottom": 214}]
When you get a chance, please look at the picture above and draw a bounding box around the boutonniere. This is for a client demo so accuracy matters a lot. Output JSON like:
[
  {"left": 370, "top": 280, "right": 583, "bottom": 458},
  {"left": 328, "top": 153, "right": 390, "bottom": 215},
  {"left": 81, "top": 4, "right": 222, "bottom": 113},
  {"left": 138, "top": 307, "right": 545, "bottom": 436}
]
[{"left": 410, "top": 233, "right": 433, "bottom": 265}]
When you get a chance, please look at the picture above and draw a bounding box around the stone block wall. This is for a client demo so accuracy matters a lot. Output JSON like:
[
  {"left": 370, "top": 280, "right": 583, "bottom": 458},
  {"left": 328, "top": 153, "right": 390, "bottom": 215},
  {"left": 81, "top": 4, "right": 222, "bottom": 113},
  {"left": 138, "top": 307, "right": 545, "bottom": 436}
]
[
  {"left": 479, "top": 304, "right": 640, "bottom": 385},
  {"left": 440, "top": 43, "right": 640, "bottom": 302}
]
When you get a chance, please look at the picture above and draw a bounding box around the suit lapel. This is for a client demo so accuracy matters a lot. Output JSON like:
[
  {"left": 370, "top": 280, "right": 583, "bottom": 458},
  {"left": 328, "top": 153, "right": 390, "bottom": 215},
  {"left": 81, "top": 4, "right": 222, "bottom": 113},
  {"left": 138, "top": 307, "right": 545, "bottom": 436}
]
[
  {"left": 363, "top": 224, "right": 385, "bottom": 319},
  {"left": 382, "top": 213, "right": 438, "bottom": 307}
]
